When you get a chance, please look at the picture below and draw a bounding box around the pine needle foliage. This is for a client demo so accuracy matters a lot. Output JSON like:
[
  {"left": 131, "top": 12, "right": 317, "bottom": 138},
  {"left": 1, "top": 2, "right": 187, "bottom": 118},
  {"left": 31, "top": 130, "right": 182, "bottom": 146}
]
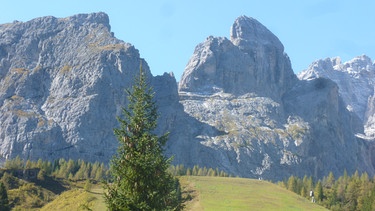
[
  {"left": 0, "top": 182, "right": 10, "bottom": 211},
  {"left": 104, "top": 65, "right": 182, "bottom": 211}
]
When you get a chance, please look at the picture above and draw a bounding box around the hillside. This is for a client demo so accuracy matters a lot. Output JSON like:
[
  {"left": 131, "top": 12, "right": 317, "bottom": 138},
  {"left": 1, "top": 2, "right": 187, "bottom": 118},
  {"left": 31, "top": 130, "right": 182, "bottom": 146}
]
[
  {"left": 41, "top": 176, "right": 327, "bottom": 211},
  {"left": 40, "top": 186, "right": 106, "bottom": 211},
  {"left": 180, "top": 176, "right": 327, "bottom": 211}
]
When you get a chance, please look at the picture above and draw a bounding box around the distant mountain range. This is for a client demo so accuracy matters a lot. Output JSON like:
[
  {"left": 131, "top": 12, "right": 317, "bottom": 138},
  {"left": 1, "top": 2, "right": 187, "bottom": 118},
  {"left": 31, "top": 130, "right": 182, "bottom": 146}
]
[{"left": 0, "top": 13, "right": 374, "bottom": 180}]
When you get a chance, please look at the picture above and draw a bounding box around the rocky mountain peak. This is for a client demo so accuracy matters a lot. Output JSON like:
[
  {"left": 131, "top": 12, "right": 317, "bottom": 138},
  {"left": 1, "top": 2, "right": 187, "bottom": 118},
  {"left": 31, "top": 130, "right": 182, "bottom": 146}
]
[
  {"left": 0, "top": 12, "right": 147, "bottom": 163},
  {"left": 298, "top": 55, "right": 375, "bottom": 137},
  {"left": 64, "top": 12, "right": 110, "bottom": 29},
  {"left": 299, "top": 55, "right": 374, "bottom": 80},
  {"left": 343, "top": 55, "right": 374, "bottom": 74},
  {"left": 230, "top": 15, "right": 284, "bottom": 52},
  {"left": 179, "top": 16, "right": 296, "bottom": 99}
]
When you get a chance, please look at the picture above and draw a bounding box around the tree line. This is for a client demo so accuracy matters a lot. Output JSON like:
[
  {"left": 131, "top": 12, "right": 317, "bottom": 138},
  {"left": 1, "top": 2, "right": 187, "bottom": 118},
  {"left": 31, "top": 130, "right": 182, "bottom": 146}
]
[
  {"left": 280, "top": 170, "right": 375, "bottom": 211},
  {"left": 1, "top": 157, "right": 232, "bottom": 181},
  {"left": 2, "top": 156, "right": 109, "bottom": 181},
  {"left": 168, "top": 164, "right": 231, "bottom": 177}
]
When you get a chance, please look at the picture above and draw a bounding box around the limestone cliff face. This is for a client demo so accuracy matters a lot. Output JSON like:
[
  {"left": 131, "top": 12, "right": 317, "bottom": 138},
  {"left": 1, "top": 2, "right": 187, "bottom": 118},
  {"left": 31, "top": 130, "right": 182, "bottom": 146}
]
[
  {"left": 179, "top": 16, "right": 296, "bottom": 100},
  {"left": 174, "top": 16, "right": 374, "bottom": 180},
  {"left": 0, "top": 13, "right": 152, "bottom": 163},
  {"left": 298, "top": 55, "right": 375, "bottom": 138},
  {"left": 282, "top": 78, "right": 368, "bottom": 177},
  {"left": 366, "top": 89, "right": 375, "bottom": 138}
]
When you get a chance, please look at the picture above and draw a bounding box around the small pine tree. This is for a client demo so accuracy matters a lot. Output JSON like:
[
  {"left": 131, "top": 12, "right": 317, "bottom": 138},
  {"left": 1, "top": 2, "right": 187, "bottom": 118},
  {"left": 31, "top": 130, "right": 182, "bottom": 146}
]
[
  {"left": 186, "top": 168, "right": 192, "bottom": 176},
  {"left": 37, "top": 169, "right": 46, "bottom": 181},
  {"left": 192, "top": 165, "right": 199, "bottom": 176},
  {"left": 84, "top": 180, "right": 92, "bottom": 192},
  {"left": 300, "top": 186, "right": 307, "bottom": 197},
  {"left": 4, "top": 156, "right": 24, "bottom": 169},
  {"left": 197, "top": 168, "right": 203, "bottom": 176},
  {"left": 37, "top": 158, "right": 43, "bottom": 169},
  {"left": 315, "top": 180, "right": 324, "bottom": 202},
  {"left": 95, "top": 163, "right": 104, "bottom": 181},
  {"left": 68, "top": 173, "right": 74, "bottom": 181},
  {"left": 0, "top": 182, "right": 10, "bottom": 211},
  {"left": 1, "top": 172, "right": 19, "bottom": 190},
  {"left": 25, "top": 160, "right": 33, "bottom": 169},
  {"left": 104, "top": 64, "right": 182, "bottom": 210},
  {"left": 90, "top": 162, "right": 99, "bottom": 180},
  {"left": 220, "top": 170, "right": 227, "bottom": 177},
  {"left": 208, "top": 168, "right": 216, "bottom": 177},
  {"left": 287, "top": 175, "right": 297, "bottom": 193},
  {"left": 324, "top": 172, "right": 335, "bottom": 189}
]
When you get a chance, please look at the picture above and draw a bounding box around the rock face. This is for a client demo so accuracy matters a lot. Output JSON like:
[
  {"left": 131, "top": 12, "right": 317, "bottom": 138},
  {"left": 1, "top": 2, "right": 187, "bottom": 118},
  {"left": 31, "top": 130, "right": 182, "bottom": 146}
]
[
  {"left": 366, "top": 91, "right": 375, "bottom": 138},
  {"left": 0, "top": 13, "right": 152, "bottom": 163},
  {"left": 173, "top": 16, "right": 373, "bottom": 180},
  {"left": 0, "top": 13, "right": 374, "bottom": 181},
  {"left": 179, "top": 16, "right": 296, "bottom": 99},
  {"left": 298, "top": 55, "right": 375, "bottom": 138}
]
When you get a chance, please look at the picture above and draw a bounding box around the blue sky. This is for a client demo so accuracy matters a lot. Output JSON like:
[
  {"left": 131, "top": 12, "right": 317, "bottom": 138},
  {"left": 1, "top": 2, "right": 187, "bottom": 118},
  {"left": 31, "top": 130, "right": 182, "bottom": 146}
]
[{"left": 1, "top": 0, "right": 374, "bottom": 80}]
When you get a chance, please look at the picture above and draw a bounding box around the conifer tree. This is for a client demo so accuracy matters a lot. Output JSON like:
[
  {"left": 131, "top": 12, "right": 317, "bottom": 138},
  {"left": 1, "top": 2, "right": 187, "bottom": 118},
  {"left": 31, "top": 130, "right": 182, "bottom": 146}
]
[
  {"left": 287, "top": 175, "right": 297, "bottom": 193},
  {"left": 104, "top": 64, "right": 182, "bottom": 210},
  {"left": 315, "top": 180, "right": 324, "bottom": 202},
  {"left": 186, "top": 168, "right": 191, "bottom": 176},
  {"left": 192, "top": 165, "right": 199, "bottom": 176},
  {"left": 0, "top": 182, "right": 10, "bottom": 211}
]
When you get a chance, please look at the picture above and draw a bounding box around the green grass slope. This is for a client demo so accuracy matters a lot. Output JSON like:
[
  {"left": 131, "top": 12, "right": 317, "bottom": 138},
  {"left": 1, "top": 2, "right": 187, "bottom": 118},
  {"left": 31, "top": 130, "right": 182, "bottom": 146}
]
[
  {"left": 40, "top": 184, "right": 106, "bottom": 211},
  {"left": 180, "top": 176, "right": 328, "bottom": 211},
  {"left": 41, "top": 176, "right": 328, "bottom": 211}
]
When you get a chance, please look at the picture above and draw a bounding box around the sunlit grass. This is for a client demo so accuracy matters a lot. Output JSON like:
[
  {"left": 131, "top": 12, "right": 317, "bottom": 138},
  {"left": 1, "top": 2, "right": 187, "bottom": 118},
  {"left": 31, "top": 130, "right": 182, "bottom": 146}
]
[
  {"left": 181, "top": 176, "right": 328, "bottom": 211},
  {"left": 41, "top": 176, "right": 328, "bottom": 210},
  {"left": 40, "top": 184, "right": 106, "bottom": 211}
]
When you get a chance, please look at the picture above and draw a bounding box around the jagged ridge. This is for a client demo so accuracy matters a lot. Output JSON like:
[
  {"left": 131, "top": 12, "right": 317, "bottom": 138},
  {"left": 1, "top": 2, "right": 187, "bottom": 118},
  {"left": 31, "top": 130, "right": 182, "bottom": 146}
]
[{"left": 298, "top": 55, "right": 375, "bottom": 137}]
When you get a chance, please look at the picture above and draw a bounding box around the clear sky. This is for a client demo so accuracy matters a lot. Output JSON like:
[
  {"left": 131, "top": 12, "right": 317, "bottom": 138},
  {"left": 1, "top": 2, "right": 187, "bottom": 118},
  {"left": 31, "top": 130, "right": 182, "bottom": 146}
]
[{"left": 1, "top": 0, "right": 374, "bottom": 81}]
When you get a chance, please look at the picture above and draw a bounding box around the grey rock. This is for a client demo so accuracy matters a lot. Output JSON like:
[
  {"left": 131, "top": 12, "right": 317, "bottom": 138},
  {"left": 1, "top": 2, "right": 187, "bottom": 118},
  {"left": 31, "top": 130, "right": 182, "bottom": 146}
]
[
  {"left": 298, "top": 55, "right": 375, "bottom": 138},
  {"left": 365, "top": 87, "right": 375, "bottom": 138},
  {"left": 0, "top": 12, "right": 150, "bottom": 163},
  {"left": 172, "top": 16, "right": 374, "bottom": 180},
  {"left": 283, "top": 78, "right": 368, "bottom": 177},
  {"left": 179, "top": 16, "right": 296, "bottom": 100}
]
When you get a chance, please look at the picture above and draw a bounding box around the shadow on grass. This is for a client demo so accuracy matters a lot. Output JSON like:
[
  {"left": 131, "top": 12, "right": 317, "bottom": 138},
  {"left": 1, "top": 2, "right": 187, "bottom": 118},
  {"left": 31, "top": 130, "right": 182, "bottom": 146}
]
[{"left": 32, "top": 176, "right": 68, "bottom": 194}]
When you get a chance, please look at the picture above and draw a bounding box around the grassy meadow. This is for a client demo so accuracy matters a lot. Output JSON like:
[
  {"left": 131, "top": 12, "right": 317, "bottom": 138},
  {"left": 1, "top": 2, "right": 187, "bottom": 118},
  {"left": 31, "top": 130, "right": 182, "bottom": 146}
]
[
  {"left": 39, "top": 183, "right": 106, "bottom": 211},
  {"left": 180, "top": 176, "right": 328, "bottom": 211},
  {"left": 40, "top": 176, "right": 328, "bottom": 210}
]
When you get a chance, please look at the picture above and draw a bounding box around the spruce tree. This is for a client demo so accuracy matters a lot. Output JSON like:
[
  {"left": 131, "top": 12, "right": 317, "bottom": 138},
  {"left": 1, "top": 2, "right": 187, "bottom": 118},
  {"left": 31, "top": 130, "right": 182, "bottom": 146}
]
[
  {"left": 315, "top": 180, "right": 324, "bottom": 202},
  {"left": 104, "top": 65, "right": 182, "bottom": 210},
  {"left": 0, "top": 182, "right": 10, "bottom": 211}
]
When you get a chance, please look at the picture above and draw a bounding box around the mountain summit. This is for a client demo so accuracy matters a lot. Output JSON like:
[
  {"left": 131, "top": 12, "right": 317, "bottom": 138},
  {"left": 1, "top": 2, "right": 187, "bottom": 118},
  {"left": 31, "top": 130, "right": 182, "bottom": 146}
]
[
  {"left": 230, "top": 16, "right": 284, "bottom": 51},
  {"left": 179, "top": 15, "right": 296, "bottom": 99}
]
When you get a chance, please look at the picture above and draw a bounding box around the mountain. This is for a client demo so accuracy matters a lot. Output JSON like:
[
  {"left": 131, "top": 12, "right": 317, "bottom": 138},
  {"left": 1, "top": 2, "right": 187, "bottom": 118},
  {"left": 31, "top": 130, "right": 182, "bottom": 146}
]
[
  {"left": 179, "top": 16, "right": 296, "bottom": 99},
  {"left": 0, "top": 13, "right": 152, "bottom": 163},
  {"left": 298, "top": 56, "right": 375, "bottom": 138},
  {"left": 170, "top": 16, "right": 373, "bottom": 180},
  {"left": 0, "top": 13, "right": 374, "bottom": 181}
]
